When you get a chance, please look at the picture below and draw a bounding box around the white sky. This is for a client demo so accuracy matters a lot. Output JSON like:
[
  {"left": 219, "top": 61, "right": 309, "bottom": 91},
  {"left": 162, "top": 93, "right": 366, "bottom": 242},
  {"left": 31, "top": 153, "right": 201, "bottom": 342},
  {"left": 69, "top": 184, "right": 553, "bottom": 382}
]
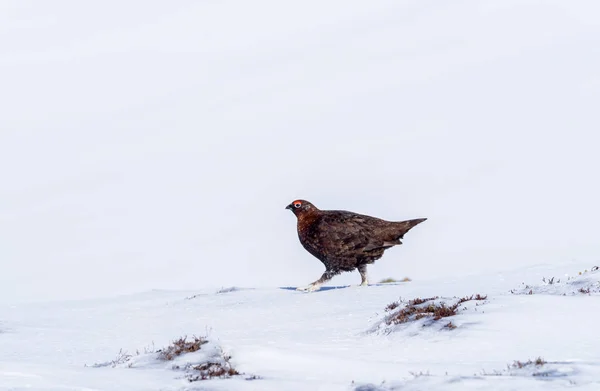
[{"left": 1, "top": 0, "right": 599, "bottom": 302}]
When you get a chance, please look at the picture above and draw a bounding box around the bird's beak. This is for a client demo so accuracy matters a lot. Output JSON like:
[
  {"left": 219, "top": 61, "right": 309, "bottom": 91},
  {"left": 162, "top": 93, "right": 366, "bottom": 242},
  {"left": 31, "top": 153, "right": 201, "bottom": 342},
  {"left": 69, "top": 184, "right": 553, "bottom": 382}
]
[{"left": 285, "top": 204, "right": 293, "bottom": 210}]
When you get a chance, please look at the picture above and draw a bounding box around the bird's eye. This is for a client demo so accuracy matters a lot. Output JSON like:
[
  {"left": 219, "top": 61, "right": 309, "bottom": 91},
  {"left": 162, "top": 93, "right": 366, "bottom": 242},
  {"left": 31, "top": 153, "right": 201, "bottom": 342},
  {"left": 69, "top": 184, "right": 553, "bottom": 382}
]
[{"left": 294, "top": 202, "right": 302, "bottom": 208}]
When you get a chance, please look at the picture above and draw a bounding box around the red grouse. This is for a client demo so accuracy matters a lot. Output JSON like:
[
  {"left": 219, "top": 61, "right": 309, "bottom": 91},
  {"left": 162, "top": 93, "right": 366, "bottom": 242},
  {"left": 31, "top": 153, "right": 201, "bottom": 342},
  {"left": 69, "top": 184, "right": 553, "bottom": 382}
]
[{"left": 286, "top": 199, "right": 426, "bottom": 292}]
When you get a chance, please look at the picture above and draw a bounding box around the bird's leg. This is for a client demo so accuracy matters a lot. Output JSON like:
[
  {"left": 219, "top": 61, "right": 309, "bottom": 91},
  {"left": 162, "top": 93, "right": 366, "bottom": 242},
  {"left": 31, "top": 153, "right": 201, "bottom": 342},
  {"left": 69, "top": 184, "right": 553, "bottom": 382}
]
[
  {"left": 296, "top": 270, "right": 336, "bottom": 292},
  {"left": 358, "top": 264, "right": 369, "bottom": 286}
]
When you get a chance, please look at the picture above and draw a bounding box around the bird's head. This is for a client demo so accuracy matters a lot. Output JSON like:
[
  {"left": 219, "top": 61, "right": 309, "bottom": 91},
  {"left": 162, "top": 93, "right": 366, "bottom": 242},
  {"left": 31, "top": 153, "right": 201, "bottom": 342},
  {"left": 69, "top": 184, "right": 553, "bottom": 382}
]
[{"left": 285, "top": 199, "right": 316, "bottom": 217}]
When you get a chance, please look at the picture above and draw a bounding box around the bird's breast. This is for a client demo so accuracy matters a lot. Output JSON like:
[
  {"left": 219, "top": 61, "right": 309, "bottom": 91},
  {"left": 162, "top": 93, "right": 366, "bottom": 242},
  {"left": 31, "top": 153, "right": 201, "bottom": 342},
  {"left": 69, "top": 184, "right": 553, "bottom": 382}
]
[{"left": 296, "top": 214, "right": 324, "bottom": 256}]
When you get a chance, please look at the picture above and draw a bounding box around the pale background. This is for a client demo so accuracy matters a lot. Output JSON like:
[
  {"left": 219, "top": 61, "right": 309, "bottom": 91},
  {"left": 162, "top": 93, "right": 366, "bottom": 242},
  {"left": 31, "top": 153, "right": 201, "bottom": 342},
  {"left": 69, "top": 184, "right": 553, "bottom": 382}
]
[{"left": 1, "top": 0, "right": 599, "bottom": 302}]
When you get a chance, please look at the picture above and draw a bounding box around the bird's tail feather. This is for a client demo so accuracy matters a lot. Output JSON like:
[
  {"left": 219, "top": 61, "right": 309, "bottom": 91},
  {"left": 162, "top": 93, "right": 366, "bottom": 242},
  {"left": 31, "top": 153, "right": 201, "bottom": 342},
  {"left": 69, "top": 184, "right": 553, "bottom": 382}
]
[{"left": 394, "top": 218, "right": 427, "bottom": 238}]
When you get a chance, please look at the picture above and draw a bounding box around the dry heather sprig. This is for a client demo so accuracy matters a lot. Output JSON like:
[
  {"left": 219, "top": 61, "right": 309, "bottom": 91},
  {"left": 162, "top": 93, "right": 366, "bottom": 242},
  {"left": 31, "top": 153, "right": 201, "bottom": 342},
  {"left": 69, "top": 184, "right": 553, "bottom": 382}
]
[
  {"left": 511, "top": 357, "right": 546, "bottom": 369},
  {"left": 384, "top": 293, "right": 487, "bottom": 327},
  {"left": 157, "top": 336, "right": 209, "bottom": 361}
]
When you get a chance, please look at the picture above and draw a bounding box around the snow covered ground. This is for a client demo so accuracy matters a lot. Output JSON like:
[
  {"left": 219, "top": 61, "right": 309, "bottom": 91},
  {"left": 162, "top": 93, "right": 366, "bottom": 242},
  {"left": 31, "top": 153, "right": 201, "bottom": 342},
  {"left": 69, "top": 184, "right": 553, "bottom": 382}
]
[{"left": 1, "top": 261, "right": 598, "bottom": 390}]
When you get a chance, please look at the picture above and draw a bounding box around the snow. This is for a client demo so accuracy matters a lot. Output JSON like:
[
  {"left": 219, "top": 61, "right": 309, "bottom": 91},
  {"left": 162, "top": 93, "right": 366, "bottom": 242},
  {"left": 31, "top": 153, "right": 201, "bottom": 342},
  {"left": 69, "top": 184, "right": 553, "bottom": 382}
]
[
  {"left": 510, "top": 266, "right": 600, "bottom": 296},
  {"left": 1, "top": 262, "right": 599, "bottom": 390}
]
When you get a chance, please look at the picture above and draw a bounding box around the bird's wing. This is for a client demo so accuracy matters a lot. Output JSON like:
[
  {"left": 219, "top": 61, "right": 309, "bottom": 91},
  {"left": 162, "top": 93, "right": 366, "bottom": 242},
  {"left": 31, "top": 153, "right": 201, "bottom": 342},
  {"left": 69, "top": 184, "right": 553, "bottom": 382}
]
[{"left": 316, "top": 212, "right": 389, "bottom": 254}]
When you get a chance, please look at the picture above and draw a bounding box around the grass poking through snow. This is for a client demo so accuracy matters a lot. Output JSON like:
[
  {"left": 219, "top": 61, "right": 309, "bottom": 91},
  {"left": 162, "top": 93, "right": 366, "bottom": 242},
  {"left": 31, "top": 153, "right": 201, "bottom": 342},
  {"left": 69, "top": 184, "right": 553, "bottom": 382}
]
[
  {"left": 375, "top": 294, "right": 488, "bottom": 333},
  {"left": 157, "top": 335, "right": 208, "bottom": 361},
  {"left": 90, "top": 335, "right": 247, "bottom": 382},
  {"left": 379, "top": 277, "right": 412, "bottom": 284},
  {"left": 511, "top": 357, "right": 546, "bottom": 369},
  {"left": 510, "top": 265, "right": 600, "bottom": 296},
  {"left": 186, "top": 362, "right": 240, "bottom": 382}
]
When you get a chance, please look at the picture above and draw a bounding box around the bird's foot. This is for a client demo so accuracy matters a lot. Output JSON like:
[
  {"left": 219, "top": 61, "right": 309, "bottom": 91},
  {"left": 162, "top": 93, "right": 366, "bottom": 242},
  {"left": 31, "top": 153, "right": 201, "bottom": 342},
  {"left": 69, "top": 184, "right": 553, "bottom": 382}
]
[
  {"left": 296, "top": 283, "right": 322, "bottom": 292},
  {"left": 360, "top": 280, "right": 370, "bottom": 287}
]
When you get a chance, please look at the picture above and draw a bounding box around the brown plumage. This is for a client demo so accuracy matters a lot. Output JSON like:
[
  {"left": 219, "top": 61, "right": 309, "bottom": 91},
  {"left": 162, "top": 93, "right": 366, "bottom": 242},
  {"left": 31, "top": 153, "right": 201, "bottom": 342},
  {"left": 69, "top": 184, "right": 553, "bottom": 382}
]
[{"left": 286, "top": 199, "right": 426, "bottom": 292}]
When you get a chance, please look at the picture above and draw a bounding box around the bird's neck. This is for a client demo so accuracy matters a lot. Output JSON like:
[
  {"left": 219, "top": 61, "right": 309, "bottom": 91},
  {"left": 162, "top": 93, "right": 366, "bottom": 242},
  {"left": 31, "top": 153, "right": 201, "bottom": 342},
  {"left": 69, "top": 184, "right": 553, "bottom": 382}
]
[{"left": 296, "top": 209, "right": 320, "bottom": 228}]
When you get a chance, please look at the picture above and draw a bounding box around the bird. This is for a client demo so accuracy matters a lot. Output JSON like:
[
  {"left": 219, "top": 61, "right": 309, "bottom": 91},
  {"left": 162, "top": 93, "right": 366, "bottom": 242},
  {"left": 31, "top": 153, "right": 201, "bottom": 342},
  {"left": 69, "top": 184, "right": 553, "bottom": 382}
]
[{"left": 285, "top": 199, "right": 426, "bottom": 292}]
